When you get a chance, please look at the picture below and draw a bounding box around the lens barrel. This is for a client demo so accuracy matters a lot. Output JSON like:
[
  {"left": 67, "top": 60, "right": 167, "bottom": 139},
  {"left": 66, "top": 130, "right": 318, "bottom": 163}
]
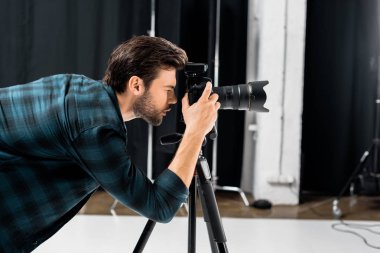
[{"left": 213, "top": 81, "right": 269, "bottom": 112}]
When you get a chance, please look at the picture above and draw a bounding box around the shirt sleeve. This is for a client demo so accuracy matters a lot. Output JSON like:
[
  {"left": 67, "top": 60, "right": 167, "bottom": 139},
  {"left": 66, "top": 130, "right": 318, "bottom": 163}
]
[{"left": 72, "top": 124, "right": 189, "bottom": 223}]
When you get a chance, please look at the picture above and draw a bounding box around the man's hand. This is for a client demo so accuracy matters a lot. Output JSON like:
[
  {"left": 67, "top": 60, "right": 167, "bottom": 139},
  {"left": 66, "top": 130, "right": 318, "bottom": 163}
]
[
  {"left": 182, "top": 82, "right": 221, "bottom": 138},
  {"left": 168, "top": 82, "right": 220, "bottom": 188}
]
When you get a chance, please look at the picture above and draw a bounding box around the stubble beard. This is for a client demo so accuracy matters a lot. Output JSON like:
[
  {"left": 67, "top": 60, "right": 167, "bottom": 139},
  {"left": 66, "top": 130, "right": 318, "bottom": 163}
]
[{"left": 133, "top": 91, "right": 163, "bottom": 126}]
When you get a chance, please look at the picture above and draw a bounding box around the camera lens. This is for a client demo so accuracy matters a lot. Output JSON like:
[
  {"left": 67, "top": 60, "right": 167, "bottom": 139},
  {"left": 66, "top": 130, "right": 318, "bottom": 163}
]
[{"left": 213, "top": 81, "right": 269, "bottom": 112}]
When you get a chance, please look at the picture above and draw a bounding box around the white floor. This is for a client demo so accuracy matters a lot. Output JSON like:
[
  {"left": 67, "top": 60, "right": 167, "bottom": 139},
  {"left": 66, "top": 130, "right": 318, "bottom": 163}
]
[{"left": 34, "top": 215, "right": 380, "bottom": 253}]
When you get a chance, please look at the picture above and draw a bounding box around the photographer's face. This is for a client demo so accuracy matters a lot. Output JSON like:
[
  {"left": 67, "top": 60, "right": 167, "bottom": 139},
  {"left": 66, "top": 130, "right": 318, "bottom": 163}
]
[{"left": 133, "top": 68, "right": 177, "bottom": 126}]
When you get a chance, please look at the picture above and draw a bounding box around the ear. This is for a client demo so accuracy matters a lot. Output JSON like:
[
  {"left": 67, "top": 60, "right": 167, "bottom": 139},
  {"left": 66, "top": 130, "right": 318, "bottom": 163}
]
[{"left": 127, "top": 76, "right": 145, "bottom": 95}]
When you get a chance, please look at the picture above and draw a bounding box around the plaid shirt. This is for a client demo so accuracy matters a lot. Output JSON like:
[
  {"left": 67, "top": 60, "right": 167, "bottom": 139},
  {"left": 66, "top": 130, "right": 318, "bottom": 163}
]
[{"left": 0, "top": 74, "right": 188, "bottom": 252}]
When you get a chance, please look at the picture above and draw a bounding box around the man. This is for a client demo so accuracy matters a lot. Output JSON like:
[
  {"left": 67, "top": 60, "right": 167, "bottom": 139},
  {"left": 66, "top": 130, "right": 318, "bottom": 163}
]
[{"left": 0, "top": 35, "right": 220, "bottom": 252}]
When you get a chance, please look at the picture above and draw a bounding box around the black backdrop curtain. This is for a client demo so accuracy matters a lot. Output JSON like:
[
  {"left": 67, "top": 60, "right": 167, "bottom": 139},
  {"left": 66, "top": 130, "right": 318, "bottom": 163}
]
[
  {"left": 0, "top": 0, "right": 247, "bottom": 186},
  {"left": 0, "top": 0, "right": 151, "bottom": 83},
  {"left": 301, "top": 0, "right": 380, "bottom": 196},
  {"left": 176, "top": 0, "right": 248, "bottom": 186},
  {"left": 0, "top": 0, "right": 152, "bottom": 172},
  {"left": 216, "top": 0, "right": 247, "bottom": 186}
]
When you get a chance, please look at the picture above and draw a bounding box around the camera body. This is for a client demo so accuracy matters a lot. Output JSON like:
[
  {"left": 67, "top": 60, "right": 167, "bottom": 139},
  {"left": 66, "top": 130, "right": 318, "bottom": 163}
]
[
  {"left": 184, "top": 63, "right": 212, "bottom": 106},
  {"left": 184, "top": 62, "right": 269, "bottom": 112}
]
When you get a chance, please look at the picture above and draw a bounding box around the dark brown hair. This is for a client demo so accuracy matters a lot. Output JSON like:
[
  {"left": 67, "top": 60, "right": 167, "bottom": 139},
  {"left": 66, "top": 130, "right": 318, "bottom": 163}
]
[{"left": 103, "top": 35, "right": 188, "bottom": 93}]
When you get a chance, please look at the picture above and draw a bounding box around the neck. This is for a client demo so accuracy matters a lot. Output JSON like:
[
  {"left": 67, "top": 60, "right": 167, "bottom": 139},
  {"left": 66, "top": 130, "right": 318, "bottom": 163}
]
[{"left": 116, "top": 92, "right": 136, "bottom": 122}]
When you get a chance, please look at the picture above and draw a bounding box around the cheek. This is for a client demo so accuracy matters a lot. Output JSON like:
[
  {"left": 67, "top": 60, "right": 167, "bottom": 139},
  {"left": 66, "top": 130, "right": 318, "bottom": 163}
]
[
  {"left": 161, "top": 91, "right": 170, "bottom": 101},
  {"left": 152, "top": 92, "right": 167, "bottom": 107}
]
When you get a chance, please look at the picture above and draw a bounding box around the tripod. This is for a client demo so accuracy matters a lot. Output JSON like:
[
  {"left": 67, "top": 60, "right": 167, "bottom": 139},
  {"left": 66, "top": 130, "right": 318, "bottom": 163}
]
[
  {"left": 133, "top": 134, "right": 228, "bottom": 253},
  {"left": 332, "top": 99, "right": 380, "bottom": 217}
]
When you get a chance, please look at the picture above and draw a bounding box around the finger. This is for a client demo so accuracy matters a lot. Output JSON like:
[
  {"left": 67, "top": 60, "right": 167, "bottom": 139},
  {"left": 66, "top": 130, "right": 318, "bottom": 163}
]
[
  {"left": 182, "top": 93, "right": 190, "bottom": 110},
  {"left": 200, "top": 82, "right": 213, "bottom": 101},
  {"left": 208, "top": 93, "right": 219, "bottom": 103},
  {"left": 215, "top": 101, "right": 221, "bottom": 110}
]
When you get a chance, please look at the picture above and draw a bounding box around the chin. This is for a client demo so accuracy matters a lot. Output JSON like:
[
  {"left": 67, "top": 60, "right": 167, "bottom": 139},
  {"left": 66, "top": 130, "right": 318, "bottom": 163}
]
[
  {"left": 144, "top": 118, "right": 162, "bottom": 126},
  {"left": 151, "top": 122, "right": 162, "bottom": 126}
]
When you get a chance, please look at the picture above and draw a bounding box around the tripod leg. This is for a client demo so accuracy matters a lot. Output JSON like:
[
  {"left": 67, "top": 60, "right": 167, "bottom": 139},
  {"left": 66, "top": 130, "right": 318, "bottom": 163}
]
[
  {"left": 133, "top": 219, "right": 156, "bottom": 253},
  {"left": 333, "top": 145, "right": 372, "bottom": 217},
  {"left": 338, "top": 147, "right": 372, "bottom": 198},
  {"left": 197, "top": 177, "right": 227, "bottom": 253},
  {"left": 188, "top": 178, "right": 197, "bottom": 253},
  {"left": 197, "top": 156, "right": 228, "bottom": 253}
]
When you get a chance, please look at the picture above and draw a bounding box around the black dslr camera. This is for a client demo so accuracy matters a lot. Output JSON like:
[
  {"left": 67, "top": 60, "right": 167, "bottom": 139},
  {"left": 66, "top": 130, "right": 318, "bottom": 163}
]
[{"left": 184, "top": 62, "right": 269, "bottom": 112}]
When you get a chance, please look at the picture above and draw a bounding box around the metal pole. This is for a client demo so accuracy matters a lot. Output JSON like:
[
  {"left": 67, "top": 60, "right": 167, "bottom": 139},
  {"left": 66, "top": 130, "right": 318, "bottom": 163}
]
[
  {"left": 212, "top": 0, "right": 221, "bottom": 185},
  {"left": 147, "top": 0, "right": 156, "bottom": 179},
  {"left": 110, "top": 0, "right": 156, "bottom": 214},
  {"left": 373, "top": 1, "right": 380, "bottom": 175}
]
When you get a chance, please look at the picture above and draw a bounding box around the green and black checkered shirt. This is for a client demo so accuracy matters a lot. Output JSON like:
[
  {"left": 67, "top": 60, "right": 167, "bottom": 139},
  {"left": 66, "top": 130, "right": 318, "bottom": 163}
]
[{"left": 0, "top": 74, "right": 188, "bottom": 252}]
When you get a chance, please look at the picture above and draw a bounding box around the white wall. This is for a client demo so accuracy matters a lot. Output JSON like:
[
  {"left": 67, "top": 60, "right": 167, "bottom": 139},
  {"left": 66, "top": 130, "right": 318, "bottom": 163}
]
[{"left": 242, "top": 0, "right": 307, "bottom": 204}]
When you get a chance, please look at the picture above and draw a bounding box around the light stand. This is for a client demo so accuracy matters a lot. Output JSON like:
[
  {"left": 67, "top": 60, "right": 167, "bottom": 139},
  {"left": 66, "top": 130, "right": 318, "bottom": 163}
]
[
  {"left": 332, "top": 64, "right": 380, "bottom": 218},
  {"left": 133, "top": 134, "right": 228, "bottom": 253},
  {"left": 332, "top": 146, "right": 372, "bottom": 217}
]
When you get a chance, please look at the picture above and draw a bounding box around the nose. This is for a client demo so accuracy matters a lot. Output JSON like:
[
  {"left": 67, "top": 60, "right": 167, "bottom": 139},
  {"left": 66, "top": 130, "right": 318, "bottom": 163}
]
[{"left": 169, "top": 93, "right": 177, "bottom": 105}]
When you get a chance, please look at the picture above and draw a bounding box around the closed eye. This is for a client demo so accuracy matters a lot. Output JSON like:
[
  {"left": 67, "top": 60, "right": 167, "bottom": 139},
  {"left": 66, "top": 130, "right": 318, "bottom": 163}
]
[{"left": 166, "top": 86, "right": 175, "bottom": 92}]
